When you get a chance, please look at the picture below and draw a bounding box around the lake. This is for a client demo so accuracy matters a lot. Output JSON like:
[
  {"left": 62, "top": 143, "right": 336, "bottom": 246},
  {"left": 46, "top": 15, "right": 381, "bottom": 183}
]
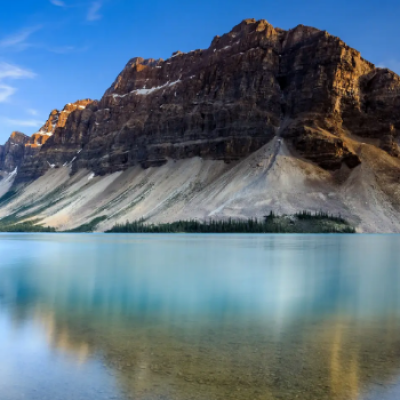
[{"left": 0, "top": 234, "right": 399, "bottom": 400}]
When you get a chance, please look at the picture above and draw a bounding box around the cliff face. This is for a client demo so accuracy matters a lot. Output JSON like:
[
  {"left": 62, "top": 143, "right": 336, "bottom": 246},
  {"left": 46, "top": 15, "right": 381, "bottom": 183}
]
[
  {"left": 0, "top": 100, "right": 93, "bottom": 176},
  {"left": 0, "top": 131, "right": 30, "bottom": 173},
  {"left": 3, "top": 19, "right": 400, "bottom": 181}
]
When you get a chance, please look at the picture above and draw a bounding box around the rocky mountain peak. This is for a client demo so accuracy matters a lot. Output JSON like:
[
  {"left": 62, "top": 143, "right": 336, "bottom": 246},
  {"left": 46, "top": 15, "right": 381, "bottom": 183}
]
[
  {"left": 36, "top": 99, "right": 94, "bottom": 137},
  {"left": 9, "top": 131, "right": 30, "bottom": 144},
  {"left": 0, "top": 17, "right": 399, "bottom": 184},
  {"left": 231, "top": 18, "right": 268, "bottom": 33},
  {"left": 1, "top": 18, "right": 400, "bottom": 232},
  {"left": 0, "top": 99, "right": 94, "bottom": 174},
  {"left": 0, "top": 132, "right": 30, "bottom": 173}
]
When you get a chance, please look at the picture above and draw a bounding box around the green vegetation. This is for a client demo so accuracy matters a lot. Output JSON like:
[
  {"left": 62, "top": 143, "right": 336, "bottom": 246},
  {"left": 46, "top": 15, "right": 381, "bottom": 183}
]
[
  {"left": 0, "top": 219, "right": 56, "bottom": 233},
  {"left": 295, "top": 210, "right": 348, "bottom": 224},
  {"left": 64, "top": 216, "right": 108, "bottom": 233},
  {"left": 106, "top": 212, "right": 356, "bottom": 234},
  {"left": 0, "top": 213, "right": 107, "bottom": 233},
  {"left": 0, "top": 211, "right": 355, "bottom": 234}
]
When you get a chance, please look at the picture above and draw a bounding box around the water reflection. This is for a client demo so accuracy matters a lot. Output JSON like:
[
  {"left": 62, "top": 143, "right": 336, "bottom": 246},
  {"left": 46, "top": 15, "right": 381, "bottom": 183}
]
[{"left": 0, "top": 234, "right": 400, "bottom": 400}]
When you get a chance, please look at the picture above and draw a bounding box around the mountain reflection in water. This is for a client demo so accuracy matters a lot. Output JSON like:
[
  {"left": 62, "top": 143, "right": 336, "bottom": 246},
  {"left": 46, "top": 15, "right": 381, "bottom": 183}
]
[{"left": 0, "top": 233, "right": 400, "bottom": 400}]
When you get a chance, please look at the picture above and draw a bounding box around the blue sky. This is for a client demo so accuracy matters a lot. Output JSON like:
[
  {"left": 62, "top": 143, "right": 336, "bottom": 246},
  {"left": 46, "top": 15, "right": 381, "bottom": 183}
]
[{"left": 0, "top": 0, "right": 399, "bottom": 142}]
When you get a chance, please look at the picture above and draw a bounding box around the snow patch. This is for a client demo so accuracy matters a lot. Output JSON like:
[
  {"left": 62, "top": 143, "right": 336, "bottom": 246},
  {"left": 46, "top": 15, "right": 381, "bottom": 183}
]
[
  {"left": 6, "top": 167, "right": 17, "bottom": 182},
  {"left": 64, "top": 156, "right": 77, "bottom": 167},
  {"left": 112, "top": 93, "right": 129, "bottom": 99},
  {"left": 38, "top": 130, "right": 52, "bottom": 136},
  {"left": 108, "top": 80, "right": 183, "bottom": 98},
  {"left": 170, "top": 52, "right": 184, "bottom": 59},
  {"left": 132, "top": 80, "right": 181, "bottom": 96}
]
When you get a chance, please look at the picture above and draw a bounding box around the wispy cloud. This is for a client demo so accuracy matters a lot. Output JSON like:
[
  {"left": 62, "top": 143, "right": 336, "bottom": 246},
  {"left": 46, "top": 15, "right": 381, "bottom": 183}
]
[
  {"left": 50, "top": 0, "right": 66, "bottom": 6},
  {"left": 0, "top": 25, "right": 81, "bottom": 55},
  {"left": 0, "top": 62, "right": 36, "bottom": 102},
  {"left": 0, "top": 26, "right": 42, "bottom": 50},
  {"left": 46, "top": 45, "right": 86, "bottom": 54},
  {"left": 0, "top": 62, "right": 36, "bottom": 80},
  {"left": 87, "top": 1, "right": 102, "bottom": 21},
  {"left": 0, "top": 85, "right": 16, "bottom": 103},
  {"left": 27, "top": 109, "right": 39, "bottom": 116},
  {"left": 1, "top": 118, "right": 44, "bottom": 128}
]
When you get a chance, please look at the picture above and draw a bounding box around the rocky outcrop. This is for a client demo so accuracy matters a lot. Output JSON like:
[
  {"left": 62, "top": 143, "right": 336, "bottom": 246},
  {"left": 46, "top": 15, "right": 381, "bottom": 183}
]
[
  {"left": 15, "top": 99, "right": 96, "bottom": 181},
  {"left": 0, "top": 131, "right": 30, "bottom": 172},
  {"left": 2, "top": 18, "right": 400, "bottom": 182},
  {"left": 38, "top": 100, "right": 93, "bottom": 135},
  {"left": 282, "top": 120, "right": 362, "bottom": 170},
  {"left": 0, "top": 100, "right": 93, "bottom": 178}
]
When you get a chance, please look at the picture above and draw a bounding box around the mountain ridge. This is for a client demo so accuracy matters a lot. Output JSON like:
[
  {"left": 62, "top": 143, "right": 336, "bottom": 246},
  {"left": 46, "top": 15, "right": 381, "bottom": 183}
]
[{"left": 0, "top": 18, "right": 400, "bottom": 232}]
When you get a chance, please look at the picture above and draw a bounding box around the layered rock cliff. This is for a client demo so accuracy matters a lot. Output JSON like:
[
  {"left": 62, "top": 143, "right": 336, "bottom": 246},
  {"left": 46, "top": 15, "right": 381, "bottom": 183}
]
[
  {"left": 0, "top": 131, "right": 30, "bottom": 173},
  {"left": 1, "top": 18, "right": 400, "bottom": 232},
  {"left": 4, "top": 19, "right": 400, "bottom": 179},
  {"left": 0, "top": 99, "right": 93, "bottom": 175}
]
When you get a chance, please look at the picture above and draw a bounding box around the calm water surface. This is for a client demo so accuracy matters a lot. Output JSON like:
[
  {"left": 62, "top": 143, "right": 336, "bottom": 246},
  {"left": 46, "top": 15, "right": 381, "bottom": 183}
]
[{"left": 0, "top": 234, "right": 400, "bottom": 400}]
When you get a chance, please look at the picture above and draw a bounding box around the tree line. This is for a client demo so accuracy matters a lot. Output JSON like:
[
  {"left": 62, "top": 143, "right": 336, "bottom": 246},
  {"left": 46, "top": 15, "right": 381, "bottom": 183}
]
[{"left": 106, "top": 212, "right": 355, "bottom": 234}]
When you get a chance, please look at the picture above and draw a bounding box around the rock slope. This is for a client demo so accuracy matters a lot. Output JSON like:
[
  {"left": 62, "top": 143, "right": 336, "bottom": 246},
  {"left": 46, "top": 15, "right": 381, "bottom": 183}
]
[{"left": 0, "top": 18, "right": 400, "bottom": 232}]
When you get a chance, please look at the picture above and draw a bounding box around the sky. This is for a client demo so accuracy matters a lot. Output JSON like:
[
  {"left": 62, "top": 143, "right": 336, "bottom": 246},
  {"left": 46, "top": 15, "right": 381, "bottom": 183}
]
[{"left": 0, "top": 0, "right": 400, "bottom": 142}]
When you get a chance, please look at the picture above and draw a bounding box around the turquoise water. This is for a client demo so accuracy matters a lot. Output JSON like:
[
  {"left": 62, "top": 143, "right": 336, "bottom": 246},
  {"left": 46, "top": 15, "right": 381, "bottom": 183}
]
[{"left": 0, "top": 234, "right": 400, "bottom": 400}]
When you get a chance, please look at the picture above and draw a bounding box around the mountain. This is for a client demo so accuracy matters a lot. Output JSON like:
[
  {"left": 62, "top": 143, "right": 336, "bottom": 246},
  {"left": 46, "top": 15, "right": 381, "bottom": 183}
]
[{"left": 0, "top": 18, "right": 400, "bottom": 232}]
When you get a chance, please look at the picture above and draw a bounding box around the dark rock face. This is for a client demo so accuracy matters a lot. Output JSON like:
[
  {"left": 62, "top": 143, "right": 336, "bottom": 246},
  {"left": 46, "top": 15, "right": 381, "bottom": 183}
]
[
  {"left": 0, "top": 131, "right": 30, "bottom": 172},
  {"left": 16, "top": 99, "right": 96, "bottom": 181},
  {"left": 0, "top": 100, "right": 94, "bottom": 178},
  {"left": 2, "top": 18, "right": 400, "bottom": 181}
]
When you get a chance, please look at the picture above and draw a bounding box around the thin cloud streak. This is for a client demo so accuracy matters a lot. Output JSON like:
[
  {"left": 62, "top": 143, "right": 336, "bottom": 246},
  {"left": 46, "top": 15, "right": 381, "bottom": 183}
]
[
  {"left": 87, "top": 1, "right": 102, "bottom": 21},
  {"left": 0, "top": 63, "right": 36, "bottom": 102},
  {"left": 1, "top": 118, "right": 44, "bottom": 128},
  {"left": 50, "top": 0, "right": 66, "bottom": 6},
  {"left": 0, "top": 26, "right": 42, "bottom": 49},
  {"left": 27, "top": 109, "right": 39, "bottom": 116},
  {"left": 45, "top": 45, "right": 89, "bottom": 54},
  {"left": 0, "top": 85, "right": 16, "bottom": 103},
  {"left": 0, "top": 62, "right": 36, "bottom": 80}
]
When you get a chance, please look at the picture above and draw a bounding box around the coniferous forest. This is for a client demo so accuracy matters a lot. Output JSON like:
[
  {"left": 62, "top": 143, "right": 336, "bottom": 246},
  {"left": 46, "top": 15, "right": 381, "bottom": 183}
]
[{"left": 106, "top": 212, "right": 356, "bottom": 234}]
